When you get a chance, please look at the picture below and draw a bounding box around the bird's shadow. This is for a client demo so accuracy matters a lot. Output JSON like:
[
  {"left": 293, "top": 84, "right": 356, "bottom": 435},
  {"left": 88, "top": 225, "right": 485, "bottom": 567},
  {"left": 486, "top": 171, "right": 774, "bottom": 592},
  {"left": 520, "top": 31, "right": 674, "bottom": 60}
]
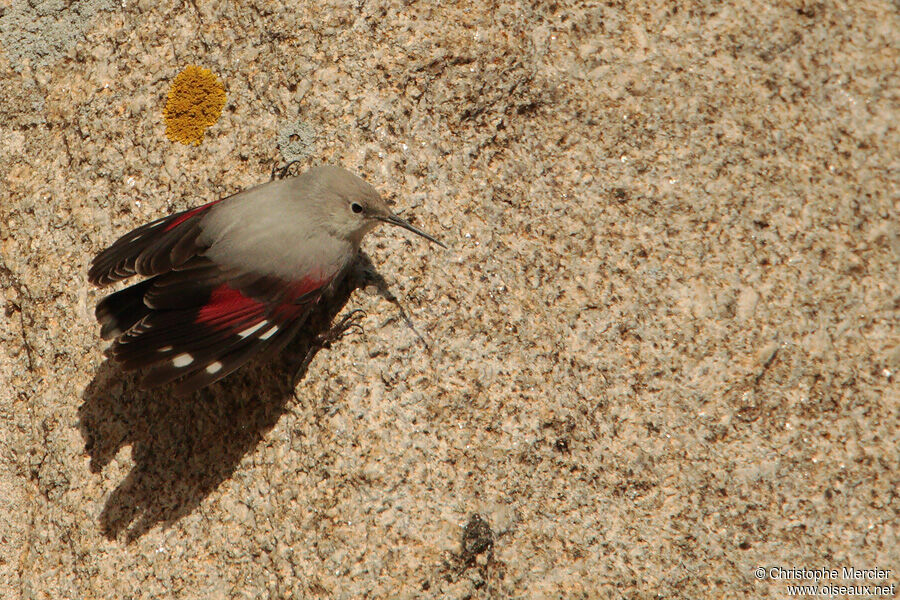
[{"left": 78, "top": 253, "right": 390, "bottom": 542}]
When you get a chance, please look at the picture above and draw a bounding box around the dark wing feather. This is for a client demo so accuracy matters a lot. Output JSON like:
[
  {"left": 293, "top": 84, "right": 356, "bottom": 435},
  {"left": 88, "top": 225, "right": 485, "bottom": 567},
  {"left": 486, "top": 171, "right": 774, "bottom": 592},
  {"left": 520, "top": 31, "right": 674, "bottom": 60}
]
[
  {"left": 95, "top": 278, "right": 155, "bottom": 339},
  {"left": 97, "top": 257, "right": 328, "bottom": 393},
  {"left": 88, "top": 199, "right": 222, "bottom": 286},
  {"left": 169, "top": 317, "right": 309, "bottom": 395}
]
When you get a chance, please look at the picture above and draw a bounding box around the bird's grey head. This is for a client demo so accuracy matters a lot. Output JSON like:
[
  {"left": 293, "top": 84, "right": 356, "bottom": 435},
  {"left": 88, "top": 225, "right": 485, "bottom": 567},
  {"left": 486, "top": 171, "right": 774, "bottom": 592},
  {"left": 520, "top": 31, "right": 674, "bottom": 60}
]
[{"left": 307, "top": 165, "right": 445, "bottom": 248}]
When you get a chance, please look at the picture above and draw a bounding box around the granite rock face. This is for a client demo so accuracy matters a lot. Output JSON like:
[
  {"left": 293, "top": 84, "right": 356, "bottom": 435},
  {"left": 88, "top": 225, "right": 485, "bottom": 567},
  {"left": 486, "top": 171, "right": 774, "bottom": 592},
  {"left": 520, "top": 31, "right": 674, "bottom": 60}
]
[{"left": 0, "top": 0, "right": 897, "bottom": 598}]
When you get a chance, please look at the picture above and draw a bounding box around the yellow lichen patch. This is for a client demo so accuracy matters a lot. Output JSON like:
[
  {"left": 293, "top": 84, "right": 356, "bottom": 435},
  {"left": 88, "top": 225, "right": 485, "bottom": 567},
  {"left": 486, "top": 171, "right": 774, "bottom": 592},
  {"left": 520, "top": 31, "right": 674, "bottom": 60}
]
[{"left": 163, "top": 65, "right": 226, "bottom": 146}]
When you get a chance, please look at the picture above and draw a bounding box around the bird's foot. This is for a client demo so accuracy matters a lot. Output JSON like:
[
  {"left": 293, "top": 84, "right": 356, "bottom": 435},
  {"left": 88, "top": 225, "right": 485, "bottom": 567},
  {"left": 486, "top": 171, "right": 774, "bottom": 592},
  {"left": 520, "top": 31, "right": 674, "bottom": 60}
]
[
  {"left": 291, "top": 309, "right": 367, "bottom": 387},
  {"left": 270, "top": 159, "right": 302, "bottom": 181}
]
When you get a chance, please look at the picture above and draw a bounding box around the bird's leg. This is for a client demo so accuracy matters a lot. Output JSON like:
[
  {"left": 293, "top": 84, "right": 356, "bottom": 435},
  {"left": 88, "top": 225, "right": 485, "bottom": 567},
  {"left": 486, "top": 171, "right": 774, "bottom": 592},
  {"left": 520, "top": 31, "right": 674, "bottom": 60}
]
[{"left": 291, "top": 309, "right": 367, "bottom": 387}]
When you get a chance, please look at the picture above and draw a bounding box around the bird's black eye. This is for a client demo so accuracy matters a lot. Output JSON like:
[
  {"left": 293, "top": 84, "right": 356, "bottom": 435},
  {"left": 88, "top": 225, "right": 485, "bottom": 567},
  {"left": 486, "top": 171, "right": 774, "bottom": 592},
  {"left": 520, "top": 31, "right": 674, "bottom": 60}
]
[{"left": 351, "top": 202, "right": 363, "bottom": 214}]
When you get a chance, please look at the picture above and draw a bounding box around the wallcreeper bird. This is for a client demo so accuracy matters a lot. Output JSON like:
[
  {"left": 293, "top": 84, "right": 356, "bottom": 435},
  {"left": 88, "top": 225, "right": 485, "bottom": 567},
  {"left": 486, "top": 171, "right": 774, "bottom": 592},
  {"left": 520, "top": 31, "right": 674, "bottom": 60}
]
[{"left": 88, "top": 165, "right": 444, "bottom": 394}]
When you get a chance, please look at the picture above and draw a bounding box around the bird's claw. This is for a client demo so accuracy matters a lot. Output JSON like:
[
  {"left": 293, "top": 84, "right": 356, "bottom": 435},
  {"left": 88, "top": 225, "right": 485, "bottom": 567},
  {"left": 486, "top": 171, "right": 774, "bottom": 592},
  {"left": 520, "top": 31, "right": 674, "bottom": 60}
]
[
  {"left": 270, "top": 159, "right": 302, "bottom": 181},
  {"left": 291, "top": 309, "right": 368, "bottom": 387},
  {"left": 332, "top": 309, "right": 367, "bottom": 336},
  {"left": 317, "top": 309, "right": 367, "bottom": 350}
]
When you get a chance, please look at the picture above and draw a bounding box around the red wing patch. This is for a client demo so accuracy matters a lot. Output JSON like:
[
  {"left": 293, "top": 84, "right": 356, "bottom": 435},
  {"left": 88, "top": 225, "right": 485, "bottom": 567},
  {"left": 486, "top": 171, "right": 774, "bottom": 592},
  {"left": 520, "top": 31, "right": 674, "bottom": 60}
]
[
  {"left": 197, "top": 285, "right": 266, "bottom": 326},
  {"left": 102, "top": 259, "right": 335, "bottom": 393},
  {"left": 197, "top": 277, "right": 326, "bottom": 328}
]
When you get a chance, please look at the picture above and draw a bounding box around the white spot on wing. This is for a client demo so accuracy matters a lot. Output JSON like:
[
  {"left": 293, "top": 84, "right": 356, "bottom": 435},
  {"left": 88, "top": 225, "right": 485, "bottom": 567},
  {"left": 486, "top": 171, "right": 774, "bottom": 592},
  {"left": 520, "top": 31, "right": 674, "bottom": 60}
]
[
  {"left": 238, "top": 321, "right": 268, "bottom": 338},
  {"left": 158, "top": 345, "right": 173, "bottom": 353},
  {"left": 173, "top": 353, "right": 194, "bottom": 367},
  {"left": 259, "top": 325, "right": 279, "bottom": 340},
  {"left": 206, "top": 361, "right": 223, "bottom": 374}
]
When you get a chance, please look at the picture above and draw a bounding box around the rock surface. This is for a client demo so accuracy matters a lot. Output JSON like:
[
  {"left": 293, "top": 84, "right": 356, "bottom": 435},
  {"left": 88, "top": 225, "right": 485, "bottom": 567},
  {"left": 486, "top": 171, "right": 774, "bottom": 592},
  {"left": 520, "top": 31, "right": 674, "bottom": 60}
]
[{"left": 0, "top": 0, "right": 897, "bottom": 597}]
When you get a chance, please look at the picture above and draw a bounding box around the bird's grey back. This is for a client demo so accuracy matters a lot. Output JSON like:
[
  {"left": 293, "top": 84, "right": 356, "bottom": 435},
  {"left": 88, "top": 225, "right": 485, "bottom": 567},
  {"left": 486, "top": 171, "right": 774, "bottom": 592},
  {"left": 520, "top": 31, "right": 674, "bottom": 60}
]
[{"left": 197, "top": 167, "right": 370, "bottom": 281}]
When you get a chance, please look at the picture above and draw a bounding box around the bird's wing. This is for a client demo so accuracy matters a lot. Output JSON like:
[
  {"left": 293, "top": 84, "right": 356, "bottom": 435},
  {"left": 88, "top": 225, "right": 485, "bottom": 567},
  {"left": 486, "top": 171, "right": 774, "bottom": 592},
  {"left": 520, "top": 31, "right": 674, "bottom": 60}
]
[
  {"left": 97, "top": 257, "right": 329, "bottom": 394},
  {"left": 88, "top": 197, "right": 227, "bottom": 286}
]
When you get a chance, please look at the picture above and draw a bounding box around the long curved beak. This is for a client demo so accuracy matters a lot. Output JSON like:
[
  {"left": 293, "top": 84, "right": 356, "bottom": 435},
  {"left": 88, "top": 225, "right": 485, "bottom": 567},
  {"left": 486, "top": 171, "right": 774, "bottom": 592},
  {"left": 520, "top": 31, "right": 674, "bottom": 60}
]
[{"left": 379, "top": 213, "right": 447, "bottom": 248}]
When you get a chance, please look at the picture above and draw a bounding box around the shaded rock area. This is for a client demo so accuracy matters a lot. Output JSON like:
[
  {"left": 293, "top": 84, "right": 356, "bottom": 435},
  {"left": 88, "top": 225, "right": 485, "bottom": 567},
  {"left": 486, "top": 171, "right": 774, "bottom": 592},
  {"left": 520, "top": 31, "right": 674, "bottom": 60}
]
[{"left": 0, "top": 0, "right": 897, "bottom": 598}]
